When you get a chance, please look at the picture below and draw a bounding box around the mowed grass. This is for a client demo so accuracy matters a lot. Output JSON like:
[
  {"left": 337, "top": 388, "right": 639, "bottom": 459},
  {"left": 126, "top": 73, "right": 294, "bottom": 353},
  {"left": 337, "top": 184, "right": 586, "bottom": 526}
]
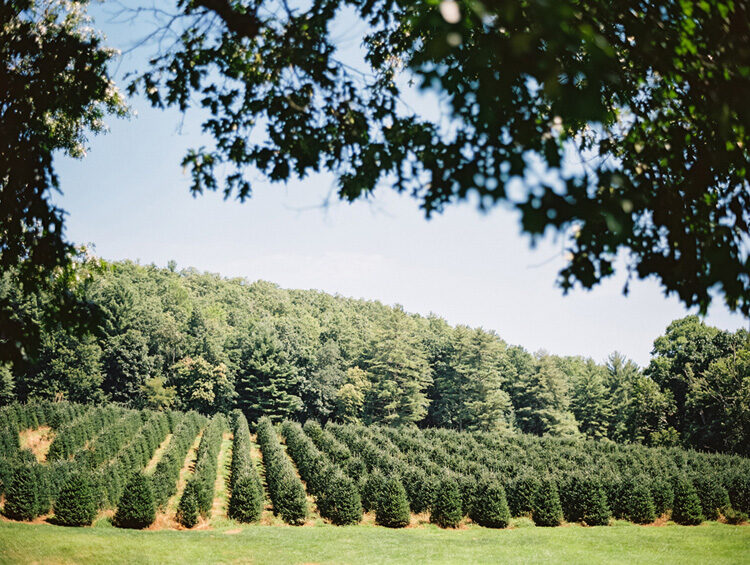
[{"left": 0, "top": 519, "right": 748, "bottom": 564}]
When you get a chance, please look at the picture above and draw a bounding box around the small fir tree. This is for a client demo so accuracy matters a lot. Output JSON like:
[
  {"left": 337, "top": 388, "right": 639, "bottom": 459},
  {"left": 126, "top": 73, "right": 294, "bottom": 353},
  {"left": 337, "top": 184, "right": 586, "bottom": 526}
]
[
  {"left": 319, "top": 471, "right": 362, "bottom": 526},
  {"left": 227, "top": 476, "right": 263, "bottom": 523},
  {"left": 581, "top": 477, "right": 611, "bottom": 526},
  {"left": 650, "top": 476, "right": 675, "bottom": 517},
  {"left": 672, "top": 477, "right": 704, "bottom": 526},
  {"left": 376, "top": 477, "right": 410, "bottom": 528},
  {"left": 177, "top": 481, "right": 200, "bottom": 528},
  {"left": 3, "top": 464, "right": 39, "bottom": 521},
  {"left": 627, "top": 480, "right": 657, "bottom": 524},
  {"left": 469, "top": 476, "right": 511, "bottom": 528},
  {"left": 693, "top": 475, "right": 730, "bottom": 521},
  {"left": 54, "top": 472, "right": 97, "bottom": 526},
  {"left": 431, "top": 476, "right": 463, "bottom": 528},
  {"left": 361, "top": 469, "right": 387, "bottom": 513},
  {"left": 114, "top": 472, "right": 156, "bottom": 529},
  {"left": 507, "top": 473, "right": 540, "bottom": 517},
  {"left": 531, "top": 477, "right": 563, "bottom": 527}
]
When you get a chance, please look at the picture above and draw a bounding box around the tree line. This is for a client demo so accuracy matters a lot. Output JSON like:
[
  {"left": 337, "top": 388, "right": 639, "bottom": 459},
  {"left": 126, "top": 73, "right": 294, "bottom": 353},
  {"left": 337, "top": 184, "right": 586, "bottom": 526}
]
[{"left": 1, "top": 258, "right": 747, "bottom": 455}]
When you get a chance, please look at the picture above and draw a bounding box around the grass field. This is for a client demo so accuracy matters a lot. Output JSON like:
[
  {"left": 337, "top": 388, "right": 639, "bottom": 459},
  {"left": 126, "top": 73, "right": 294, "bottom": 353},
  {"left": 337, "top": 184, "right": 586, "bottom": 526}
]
[{"left": 0, "top": 519, "right": 748, "bottom": 564}]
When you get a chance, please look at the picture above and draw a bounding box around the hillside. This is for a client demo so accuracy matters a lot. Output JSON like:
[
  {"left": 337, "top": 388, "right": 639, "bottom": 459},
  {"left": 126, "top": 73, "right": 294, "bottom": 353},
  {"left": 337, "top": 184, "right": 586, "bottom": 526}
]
[{"left": 2, "top": 259, "right": 748, "bottom": 456}]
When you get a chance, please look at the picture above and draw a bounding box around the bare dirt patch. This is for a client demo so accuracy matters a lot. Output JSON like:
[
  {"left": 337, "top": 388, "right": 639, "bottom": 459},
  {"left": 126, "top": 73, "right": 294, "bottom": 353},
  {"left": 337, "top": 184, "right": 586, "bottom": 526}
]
[
  {"left": 144, "top": 433, "right": 173, "bottom": 474},
  {"left": 19, "top": 426, "right": 54, "bottom": 462}
]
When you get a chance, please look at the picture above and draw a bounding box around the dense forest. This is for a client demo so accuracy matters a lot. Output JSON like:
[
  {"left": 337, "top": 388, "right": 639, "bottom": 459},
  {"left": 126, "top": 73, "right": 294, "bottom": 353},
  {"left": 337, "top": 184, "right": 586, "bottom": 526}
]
[{"left": 1, "top": 257, "right": 748, "bottom": 456}]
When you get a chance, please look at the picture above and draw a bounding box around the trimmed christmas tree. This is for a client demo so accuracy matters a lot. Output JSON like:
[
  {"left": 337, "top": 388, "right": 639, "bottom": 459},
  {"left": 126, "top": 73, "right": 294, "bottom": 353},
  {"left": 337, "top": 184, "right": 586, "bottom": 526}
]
[
  {"left": 361, "top": 469, "right": 387, "bottom": 513},
  {"left": 693, "top": 475, "right": 730, "bottom": 521},
  {"left": 627, "top": 480, "right": 657, "bottom": 524},
  {"left": 177, "top": 481, "right": 200, "bottom": 528},
  {"left": 672, "top": 477, "right": 704, "bottom": 525},
  {"left": 531, "top": 477, "right": 563, "bottom": 527},
  {"left": 227, "top": 476, "right": 263, "bottom": 523},
  {"left": 431, "top": 476, "right": 463, "bottom": 528},
  {"left": 650, "top": 476, "right": 674, "bottom": 517},
  {"left": 469, "top": 476, "right": 511, "bottom": 528},
  {"left": 581, "top": 477, "right": 611, "bottom": 526},
  {"left": 506, "top": 473, "right": 540, "bottom": 517},
  {"left": 3, "top": 464, "right": 39, "bottom": 521},
  {"left": 318, "top": 471, "right": 362, "bottom": 526},
  {"left": 376, "top": 477, "right": 410, "bottom": 528},
  {"left": 114, "top": 472, "right": 156, "bottom": 529},
  {"left": 54, "top": 472, "right": 97, "bottom": 526}
]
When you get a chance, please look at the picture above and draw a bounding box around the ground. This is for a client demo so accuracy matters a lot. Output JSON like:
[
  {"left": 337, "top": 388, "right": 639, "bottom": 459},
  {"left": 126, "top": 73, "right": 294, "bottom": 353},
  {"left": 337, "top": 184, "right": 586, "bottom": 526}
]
[{"left": 0, "top": 519, "right": 747, "bottom": 564}]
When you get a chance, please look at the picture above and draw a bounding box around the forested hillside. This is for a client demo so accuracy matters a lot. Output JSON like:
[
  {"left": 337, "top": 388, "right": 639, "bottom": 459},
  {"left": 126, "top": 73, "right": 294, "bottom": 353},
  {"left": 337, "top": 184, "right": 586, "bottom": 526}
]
[{"left": 1, "top": 259, "right": 748, "bottom": 455}]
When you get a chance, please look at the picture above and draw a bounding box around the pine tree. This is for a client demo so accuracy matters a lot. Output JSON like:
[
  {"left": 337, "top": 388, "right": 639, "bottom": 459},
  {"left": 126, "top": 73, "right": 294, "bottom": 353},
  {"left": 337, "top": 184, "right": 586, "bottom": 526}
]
[
  {"left": 54, "top": 472, "right": 97, "bottom": 526},
  {"left": 177, "top": 481, "right": 199, "bottom": 528},
  {"left": 376, "top": 477, "right": 410, "bottom": 528},
  {"left": 431, "top": 476, "right": 463, "bottom": 528},
  {"left": 626, "top": 480, "right": 656, "bottom": 524},
  {"left": 3, "top": 464, "right": 39, "bottom": 521},
  {"left": 361, "top": 469, "right": 387, "bottom": 513},
  {"left": 531, "top": 477, "right": 563, "bottom": 527},
  {"left": 506, "top": 473, "right": 541, "bottom": 517},
  {"left": 693, "top": 475, "right": 729, "bottom": 521},
  {"left": 227, "top": 476, "right": 263, "bottom": 524},
  {"left": 318, "top": 471, "right": 362, "bottom": 526},
  {"left": 672, "top": 477, "right": 704, "bottom": 525},
  {"left": 650, "top": 476, "right": 674, "bottom": 517},
  {"left": 114, "top": 472, "right": 156, "bottom": 529},
  {"left": 581, "top": 477, "right": 611, "bottom": 526},
  {"left": 469, "top": 476, "right": 511, "bottom": 528}
]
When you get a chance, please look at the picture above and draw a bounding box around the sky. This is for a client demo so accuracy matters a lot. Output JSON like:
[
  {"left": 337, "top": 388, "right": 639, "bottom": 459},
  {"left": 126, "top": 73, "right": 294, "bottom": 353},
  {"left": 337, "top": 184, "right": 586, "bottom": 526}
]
[{"left": 51, "top": 3, "right": 748, "bottom": 367}]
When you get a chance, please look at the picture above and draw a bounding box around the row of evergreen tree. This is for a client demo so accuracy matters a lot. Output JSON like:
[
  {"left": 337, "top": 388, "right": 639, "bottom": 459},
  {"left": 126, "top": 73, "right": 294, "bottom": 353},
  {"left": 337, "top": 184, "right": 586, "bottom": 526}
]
[{"left": 3, "top": 260, "right": 748, "bottom": 455}]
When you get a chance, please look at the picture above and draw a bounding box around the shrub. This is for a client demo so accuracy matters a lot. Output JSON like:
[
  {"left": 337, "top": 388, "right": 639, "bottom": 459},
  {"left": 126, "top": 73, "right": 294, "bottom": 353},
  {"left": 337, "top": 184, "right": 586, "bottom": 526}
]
[
  {"left": 672, "top": 477, "right": 704, "bottom": 526},
  {"left": 113, "top": 472, "right": 156, "bottom": 529},
  {"left": 469, "top": 476, "right": 511, "bottom": 528},
  {"left": 177, "top": 481, "right": 199, "bottom": 528},
  {"left": 721, "top": 505, "right": 748, "bottom": 525},
  {"left": 54, "top": 472, "right": 97, "bottom": 526},
  {"left": 376, "top": 477, "right": 410, "bottom": 528},
  {"left": 532, "top": 477, "right": 563, "bottom": 527},
  {"left": 3, "top": 464, "right": 39, "bottom": 521},
  {"left": 694, "top": 475, "right": 730, "bottom": 521},
  {"left": 727, "top": 471, "right": 750, "bottom": 514}
]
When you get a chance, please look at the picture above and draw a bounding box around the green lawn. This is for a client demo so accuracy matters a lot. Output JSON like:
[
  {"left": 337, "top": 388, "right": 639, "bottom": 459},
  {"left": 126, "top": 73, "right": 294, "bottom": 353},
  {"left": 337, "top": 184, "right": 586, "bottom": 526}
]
[{"left": 0, "top": 519, "right": 748, "bottom": 564}]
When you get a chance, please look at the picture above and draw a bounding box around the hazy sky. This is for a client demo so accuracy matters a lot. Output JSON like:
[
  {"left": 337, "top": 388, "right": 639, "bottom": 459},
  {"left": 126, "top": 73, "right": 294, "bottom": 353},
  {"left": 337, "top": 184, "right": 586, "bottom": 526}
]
[{"left": 51, "top": 4, "right": 747, "bottom": 367}]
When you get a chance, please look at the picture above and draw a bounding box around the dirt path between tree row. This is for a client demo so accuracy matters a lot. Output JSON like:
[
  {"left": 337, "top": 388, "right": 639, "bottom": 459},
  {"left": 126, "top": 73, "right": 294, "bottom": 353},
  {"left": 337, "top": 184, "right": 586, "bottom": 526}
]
[
  {"left": 144, "top": 433, "right": 173, "bottom": 474},
  {"left": 19, "top": 426, "right": 54, "bottom": 462},
  {"left": 210, "top": 432, "right": 233, "bottom": 522}
]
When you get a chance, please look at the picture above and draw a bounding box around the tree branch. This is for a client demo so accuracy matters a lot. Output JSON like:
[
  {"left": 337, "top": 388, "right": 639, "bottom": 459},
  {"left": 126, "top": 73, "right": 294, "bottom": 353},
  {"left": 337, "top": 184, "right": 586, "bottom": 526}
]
[{"left": 192, "top": 0, "right": 262, "bottom": 38}]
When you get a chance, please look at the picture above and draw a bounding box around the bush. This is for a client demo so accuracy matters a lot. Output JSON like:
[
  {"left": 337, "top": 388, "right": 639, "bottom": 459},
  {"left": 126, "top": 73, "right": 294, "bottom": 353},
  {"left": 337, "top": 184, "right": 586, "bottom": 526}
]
[
  {"left": 470, "top": 476, "right": 511, "bottom": 528},
  {"left": 177, "top": 481, "right": 199, "bottom": 528},
  {"left": 431, "top": 476, "right": 463, "bottom": 528},
  {"left": 113, "top": 472, "right": 156, "bottom": 529},
  {"left": 54, "top": 472, "right": 97, "bottom": 526},
  {"left": 727, "top": 471, "right": 750, "bottom": 514},
  {"left": 532, "top": 477, "right": 563, "bottom": 527},
  {"left": 694, "top": 475, "right": 730, "bottom": 521},
  {"left": 376, "top": 477, "right": 410, "bottom": 528},
  {"left": 721, "top": 505, "right": 748, "bottom": 525},
  {"left": 3, "top": 464, "right": 39, "bottom": 521},
  {"left": 672, "top": 477, "right": 704, "bottom": 526}
]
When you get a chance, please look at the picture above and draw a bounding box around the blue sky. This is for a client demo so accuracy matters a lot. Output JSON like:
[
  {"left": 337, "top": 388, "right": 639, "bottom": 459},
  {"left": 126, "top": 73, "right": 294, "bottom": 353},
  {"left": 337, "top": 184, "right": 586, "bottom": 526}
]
[{"left": 51, "top": 3, "right": 747, "bottom": 367}]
